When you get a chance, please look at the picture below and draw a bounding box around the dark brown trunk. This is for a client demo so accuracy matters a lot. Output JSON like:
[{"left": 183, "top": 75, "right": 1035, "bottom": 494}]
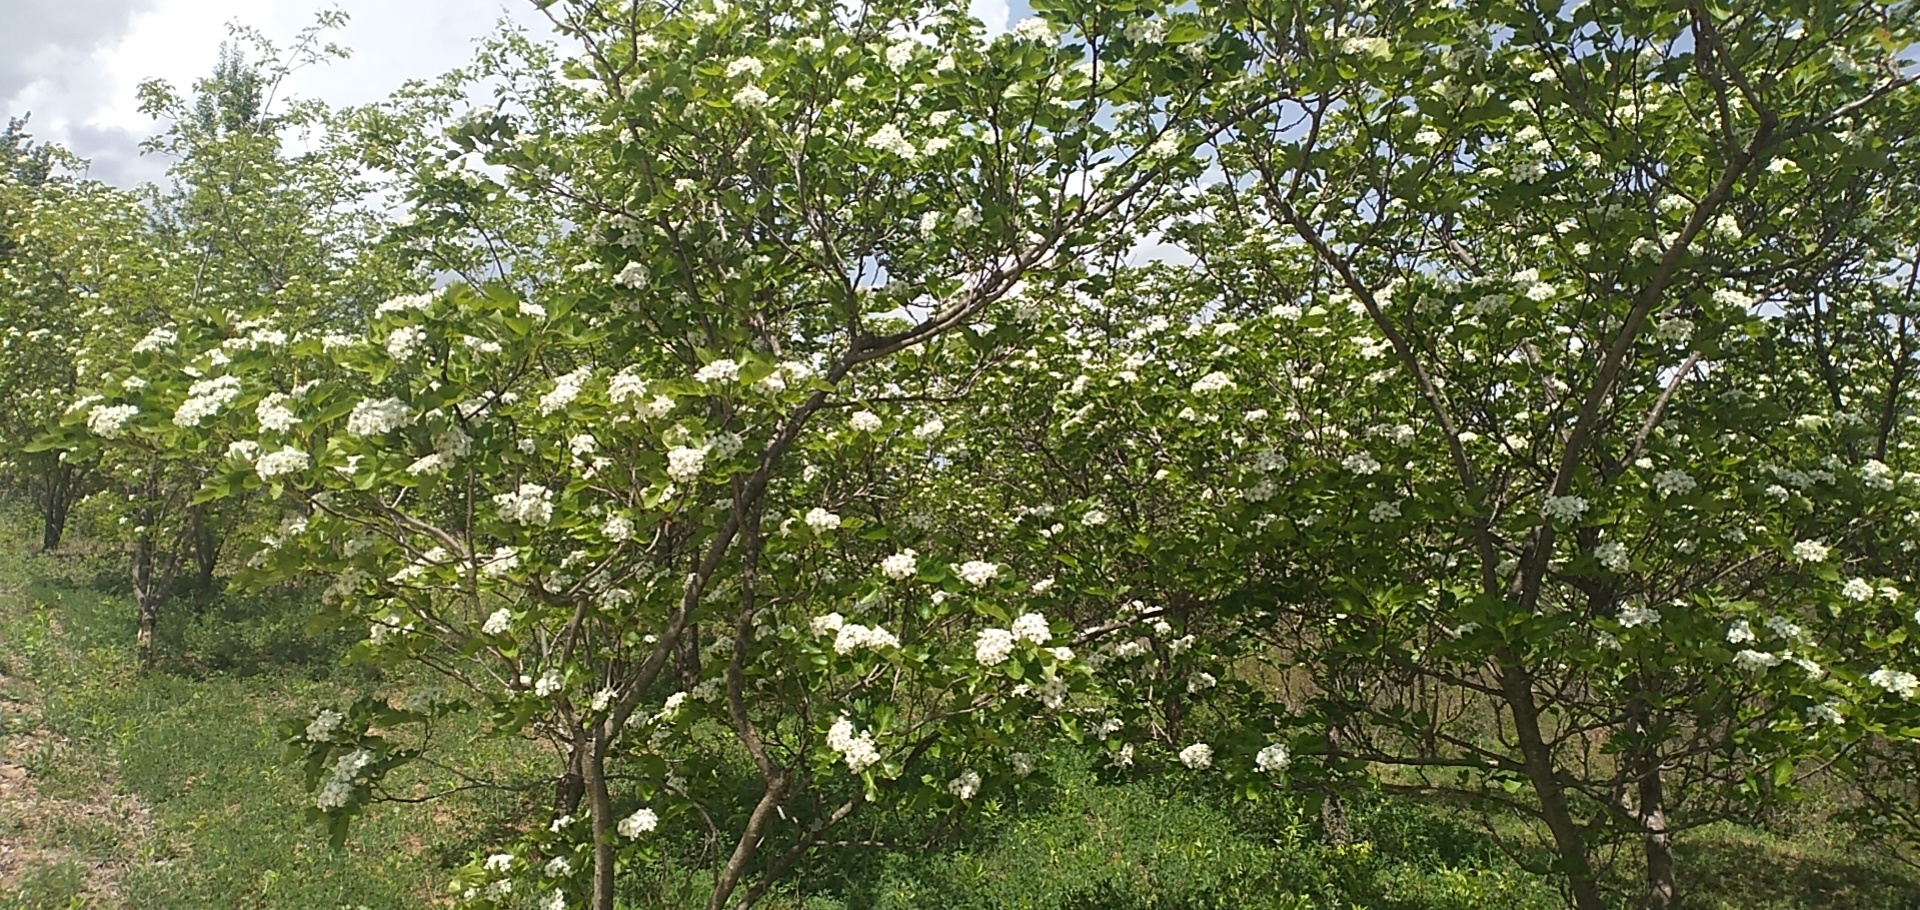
[
  {"left": 1497, "top": 657, "right": 1606, "bottom": 910},
  {"left": 39, "top": 460, "right": 73, "bottom": 552},
  {"left": 190, "top": 509, "right": 220, "bottom": 604}
]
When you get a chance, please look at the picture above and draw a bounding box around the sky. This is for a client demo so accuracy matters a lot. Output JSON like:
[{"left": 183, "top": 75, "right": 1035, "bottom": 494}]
[{"left": 4, "top": 0, "right": 1021, "bottom": 188}]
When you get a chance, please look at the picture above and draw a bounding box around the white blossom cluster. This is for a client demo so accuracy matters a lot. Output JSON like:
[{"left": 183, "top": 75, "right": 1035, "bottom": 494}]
[
  {"left": 85, "top": 402, "right": 139, "bottom": 438},
  {"left": 827, "top": 714, "right": 881, "bottom": 773},
  {"left": 494, "top": 484, "right": 555, "bottom": 526},
  {"left": 616, "top": 807, "right": 657, "bottom": 838},
  {"left": 174, "top": 375, "right": 242, "bottom": 427},
  {"left": 315, "top": 748, "right": 374, "bottom": 810},
  {"left": 346, "top": 397, "right": 412, "bottom": 436}
]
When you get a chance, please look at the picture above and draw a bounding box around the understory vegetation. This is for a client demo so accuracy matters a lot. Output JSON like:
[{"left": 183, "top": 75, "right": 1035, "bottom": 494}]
[{"left": 2, "top": 518, "right": 1915, "bottom": 909}]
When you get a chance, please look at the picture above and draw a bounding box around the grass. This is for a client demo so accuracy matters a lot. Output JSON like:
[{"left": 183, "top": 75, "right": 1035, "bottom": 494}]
[
  {"left": 2, "top": 525, "right": 1918, "bottom": 910},
  {"left": 0, "top": 535, "right": 534, "bottom": 910}
]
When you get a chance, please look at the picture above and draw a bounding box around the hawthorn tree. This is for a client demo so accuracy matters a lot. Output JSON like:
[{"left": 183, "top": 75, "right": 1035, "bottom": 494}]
[{"left": 60, "top": 1, "right": 1250, "bottom": 907}]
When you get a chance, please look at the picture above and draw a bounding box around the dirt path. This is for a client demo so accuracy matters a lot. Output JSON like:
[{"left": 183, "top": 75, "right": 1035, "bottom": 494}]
[{"left": 0, "top": 624, "right": 151, "bottom": 907}]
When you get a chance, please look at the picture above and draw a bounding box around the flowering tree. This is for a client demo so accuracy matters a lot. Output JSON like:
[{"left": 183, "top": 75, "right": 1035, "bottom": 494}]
[
  {"left": 1135, "top": 3, "right": 1920, "bottom": 908},
  {"left": 35, "top": 18, "right": 411, "bottom": 666},
  {"left": 851, "top": 3, "right": 1920, "bottom": 909},
  {"left": 59, "top": 1, "right": 1245, "bottom": 907}
]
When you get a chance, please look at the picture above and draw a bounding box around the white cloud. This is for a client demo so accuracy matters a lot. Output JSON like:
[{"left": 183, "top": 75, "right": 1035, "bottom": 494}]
[
  {"left": 5, "top": 0, "right": 555, "bottom": 186},
  {"left": 970, "top": 0, "right": 1011, "bottom": 34}
]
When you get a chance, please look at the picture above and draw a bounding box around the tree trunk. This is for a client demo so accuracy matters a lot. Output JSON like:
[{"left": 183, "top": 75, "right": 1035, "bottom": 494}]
[
  {"left": 585, "top": 731, "right": 617, "bottom": 910},
  {"left": 190, "top": 508, "right": 220, "bottom": 605},
  {"left": 554, "top": 741, "right": 585, "bottom": 818},
  {"left": 1498, "top": 658, "right": 1607, "bottom": 910},
  {"left": 1624, "top": 687, "right": 1678, "bottom": 910},
  {"left": 1321, "top": 726, "right": 1353, "bottom": 847},
  {"left": 1638, "top": 759, "right": 1677, "bottom": 910},
  {"left": 678, "top": 620, "right": 702, "bottom": 689},
  {"left": 132, "top": 535, "right": 163, "bottom": 671},
  {"left": 38, "top": 459, "right": 73, "bottom": 552}
]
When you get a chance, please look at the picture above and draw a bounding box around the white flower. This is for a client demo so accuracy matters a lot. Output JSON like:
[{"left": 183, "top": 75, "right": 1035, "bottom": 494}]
[
  {"left": 864, "top": 124, "right": 916, "bottom": 158},
  {"left": 807, "top": 614, "right": 847, "bottom": 641},
  {"left": 913, "top": 417, "right": 945, "bottom": 439},
  {"left": 483, "top": 609, "right": 512, "bottom": 636},
  {"left": 346, "top": 397, "right": 412, "bottom": 436},
  {"left": 315, "top": 748, "right": 375, "bottom": 810},
  {"left": 494, "top": 484, "right": 555, "bottom": 526},
  {"left": 1048, "top": 646, "right": 1074, "bottom": 661},
  {"left": 617, "top": 808, "right": 658, "bottom": 838},
  {"left": 589, "top": 513, "right": 632, "bottom": 544},
  {"left": 131, "top": 326, "right": 177, "bottom": 354},
  {"left": 833, "top": 623, "right": 900, "bottom": 655},
  {"left": 880, "top": 550, "right": 918, "bottom": 580},
  {"left": 1726, "top": 620, "right": 1755, "bottom": 644},
  {"left": 1806, "top": 700, "right": 1845, "bottom": 726},
  {"left": 405, "top": 453, "right": 447, "bottom": 476},
  {"left": 666, "top": 445, "right": 709, "bottom": 483},
  {"left": 694, "top": 358, "right": 740, "bottom": 384},
  {"left": 1187, "top": 672, "right": 1217, "bottom": 693},
  {"left": 804, "top": 507, "right": 841, "bottom": 532},
  {"left": 174, "top": 376, "right": 243, "bottom": 427},
  {"left": 1733, "top": 649, "right": 1782, "bottom": 671},
  {"left": 1842, "top": 577, "right": 1874, "bottom": 602},
  {"left": 1791, "top": 540, "right": 1830, "bottom": 563},
  {"left": 484, "top": 853, "right": 514, "bottom": 873},
  {"left": 850, "top": 410, "right": 882, "bottom": 432},
  {"left": 1010, "top": 16, "right": 1056, "bottom": 43},
  {"left": 1178, "top": 743, "right": 1213, "bottom": 770},
  {"left": 1080, "top": 508, "right": 1108, "bottom": 527},
  {"left": 1595, "top": 541, "right": 1630, "bottom": 572},
  {"left": 1189, "top": 371, "right": 1234, "bottom": 394},
  {"left": 1343, "top": 452, "right": 1382, "bottom": 475},
  {"left": 974, "top": 628, "right": 1016, "bottom": 667},
  {"left": 540, "top": 367, "right": 592, "bottom": 416},
  {"left": 254, "top": 446, "right": 310, "bottom": 479},
  {"left": 1652, "top": 317, "right": 1694, "bottom": 345},
  {"left": 948, "top": 769, "right": 981, "bottom": 800},
  {"left": 1652, "top": 469, "right": 1696, "bottom": 496},
  {"left": 1011, "top": 612, "right": 1051, "bottom": 644},
  {"left": 305, "top": 709, "right": 345, "bottom": 742},
  {"left": 1617, "top": 603, "right": 1661, "bottom": 629},
  {"left": 386, "top": 325, "right": 427, "bottom": 361},
  {"left": 1010, "top": 752, "right": 1037, "bottom": 777},
  {"left": 955, "top": 560, "right": 1000, "bottom": 587},
  {"left": 1868, "top": 668, "right": 1919, "bottom": 700},
  {"left": 613, "top": 262, "right": 649, "bottom": 289},
  {"left": 1368, "top": 500, "right": 1402, "bottom": 522},
  {"left": 534, "top": 669, "right": 563, "bottom": 697},
  {"left": 256, "top": 393, "right": 299, "bottom": 432},
  {"left": 1255, "top": 743, "right": 1291, "bottom": 774},
  {"left": 85, "top": 403, "right": 139, "bottom": 438},
  {"left": 827, "top": 715, "right": 881, "bottom": 773},
  {"left": 1542, "top": 495, "right": 1588, "bottom": 522},
  {"left": 731, "top": 84, "right": 770, "bottom": 108},
  {"left": 539, "top": 888, "right": 567, "bottom": 910}
]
